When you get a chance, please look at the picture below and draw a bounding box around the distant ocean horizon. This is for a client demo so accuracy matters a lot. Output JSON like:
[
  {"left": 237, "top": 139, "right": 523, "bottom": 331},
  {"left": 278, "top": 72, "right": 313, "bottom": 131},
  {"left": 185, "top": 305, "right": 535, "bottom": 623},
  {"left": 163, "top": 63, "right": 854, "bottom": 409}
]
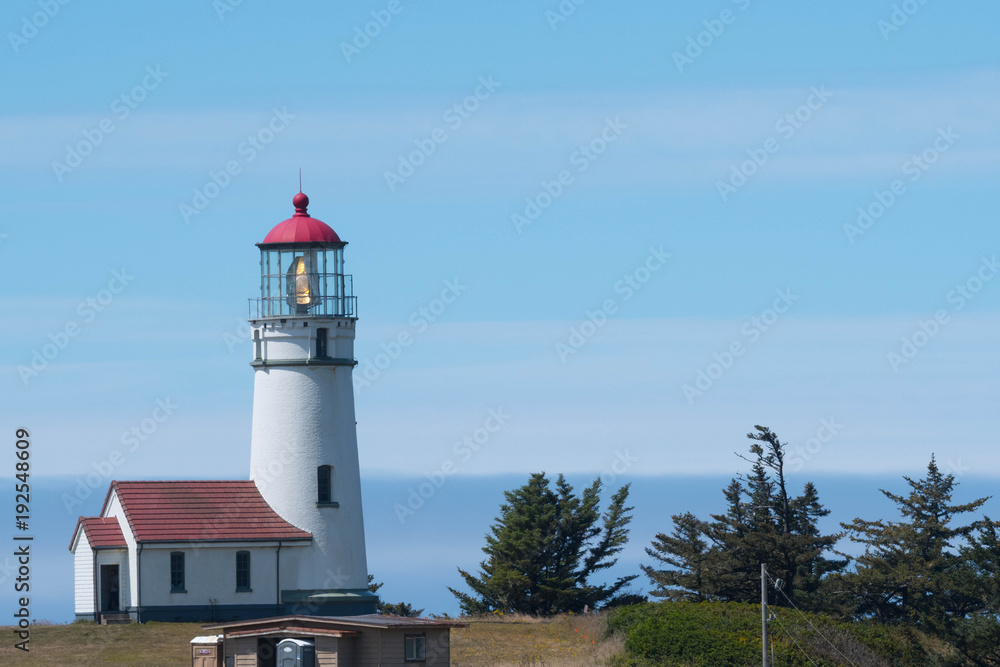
[{"left": 8, "top": 472, "right": 999, "bottom": 624}]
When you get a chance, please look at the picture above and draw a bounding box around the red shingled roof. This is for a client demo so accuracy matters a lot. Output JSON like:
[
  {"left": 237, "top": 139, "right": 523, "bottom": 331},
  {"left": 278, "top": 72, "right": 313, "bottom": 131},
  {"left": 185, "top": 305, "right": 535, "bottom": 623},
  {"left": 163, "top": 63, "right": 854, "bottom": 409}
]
[
  {"left": 104, "top": 481, "right": 311, "bottom": 544},
  {"left": 70, "top": 516, "right": 127, "bottom": 551}
]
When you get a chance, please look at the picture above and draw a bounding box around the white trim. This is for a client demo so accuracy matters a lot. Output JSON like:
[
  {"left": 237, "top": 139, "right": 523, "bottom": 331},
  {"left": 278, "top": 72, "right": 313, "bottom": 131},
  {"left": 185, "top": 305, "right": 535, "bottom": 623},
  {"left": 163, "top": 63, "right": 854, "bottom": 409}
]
[
  {"left": 69, "top": 524, "right": 84, "bottom": 553},
  {"left": 139, "top": 540, "right": 310, "bottom": 550}
]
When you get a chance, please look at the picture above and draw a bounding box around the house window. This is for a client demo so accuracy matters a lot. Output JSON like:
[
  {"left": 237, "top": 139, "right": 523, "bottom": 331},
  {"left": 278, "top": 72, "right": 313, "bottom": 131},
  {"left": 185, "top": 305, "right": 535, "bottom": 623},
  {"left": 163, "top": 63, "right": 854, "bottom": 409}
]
[
  {"left": 405, "top": 634, "right": 426, "bottom": 661},
  {"left": 236, "top": 551, "right": 251, "bottom": 591},
  {"left": 170, "top": 552, "right": 185, "bottom": 592},
  {"left": 317, "top": 465, "right": 334, "bottom": 504},
  {"left": 316, "top": 327, "right": 328, "bottom": 358}
]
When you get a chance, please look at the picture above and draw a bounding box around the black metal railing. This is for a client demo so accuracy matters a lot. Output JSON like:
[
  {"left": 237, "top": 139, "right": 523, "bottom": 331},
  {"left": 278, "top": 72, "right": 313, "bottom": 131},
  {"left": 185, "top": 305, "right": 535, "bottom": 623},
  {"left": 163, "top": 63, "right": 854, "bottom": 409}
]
[
  {"left": 249, "top": 295, "right": 358, "bottom": 319},
  {"left": 249, "top": 272, "right": 357, "bottom": 319}
]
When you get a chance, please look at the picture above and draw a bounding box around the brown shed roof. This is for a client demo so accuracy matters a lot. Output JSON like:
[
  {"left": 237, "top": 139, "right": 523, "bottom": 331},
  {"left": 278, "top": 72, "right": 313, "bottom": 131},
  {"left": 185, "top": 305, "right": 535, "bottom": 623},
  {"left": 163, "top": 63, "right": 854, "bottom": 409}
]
[{"left": 203, "top": 614, "right": 468, "bottom": 634}]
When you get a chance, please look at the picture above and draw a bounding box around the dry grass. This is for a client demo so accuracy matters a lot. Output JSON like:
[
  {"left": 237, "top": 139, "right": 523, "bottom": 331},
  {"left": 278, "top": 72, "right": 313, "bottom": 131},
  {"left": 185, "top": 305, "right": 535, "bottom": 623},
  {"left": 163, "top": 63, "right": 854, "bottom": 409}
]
[
  {"left": 0, "top": 621, "right": 201, "bottom": 666},
  {"left": 451, "top": 612, "right": 625, "bottom": 666},
  {"left": 0, "top": 614, "right": 624, "bottom": 666}
]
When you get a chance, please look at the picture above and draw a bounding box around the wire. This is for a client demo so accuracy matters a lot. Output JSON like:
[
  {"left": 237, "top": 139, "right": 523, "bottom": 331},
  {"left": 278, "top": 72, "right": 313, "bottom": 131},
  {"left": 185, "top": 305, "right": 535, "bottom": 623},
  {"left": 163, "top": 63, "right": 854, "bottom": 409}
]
[
  {"left": 766, "top": 572, "right": 858, "bottom": 667},
  {"left": 769, "top": 605, "right": 820, "bottom": 667}
]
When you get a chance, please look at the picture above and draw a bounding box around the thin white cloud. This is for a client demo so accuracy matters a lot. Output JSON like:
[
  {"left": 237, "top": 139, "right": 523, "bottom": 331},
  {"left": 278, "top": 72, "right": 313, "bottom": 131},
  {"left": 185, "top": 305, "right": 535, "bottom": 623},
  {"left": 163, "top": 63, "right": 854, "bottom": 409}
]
[
  {"left": 16, "top": 312, "right": 1000, "bottom": 479},
  {"left": 4, "top": 71, "right": 998, "bottom": 193},
  {"left": 351, "top": 313, "right": 1000, "bottom": 476}
]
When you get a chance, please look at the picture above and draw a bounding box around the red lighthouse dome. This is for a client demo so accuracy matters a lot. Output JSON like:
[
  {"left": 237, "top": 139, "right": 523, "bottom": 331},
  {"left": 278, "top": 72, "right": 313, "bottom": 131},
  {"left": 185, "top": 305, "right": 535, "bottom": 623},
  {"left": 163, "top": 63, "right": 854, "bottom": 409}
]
[
  {"left": 260, "top": 193, "right": 342, "bottom": 246},
  {"left": 252, "top": 191, "right": 355, "bottom": 320}
]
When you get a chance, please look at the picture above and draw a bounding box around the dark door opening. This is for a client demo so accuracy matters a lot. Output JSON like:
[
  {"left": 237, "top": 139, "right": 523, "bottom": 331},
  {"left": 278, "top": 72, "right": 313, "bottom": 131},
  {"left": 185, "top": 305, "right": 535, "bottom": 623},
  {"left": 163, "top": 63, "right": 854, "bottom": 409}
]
[
  {"left": 257, "top": 637, "right": 277, "bottom": 667},
  {"left": 100, "top": 564, "right": 120, "bottom": 612}
]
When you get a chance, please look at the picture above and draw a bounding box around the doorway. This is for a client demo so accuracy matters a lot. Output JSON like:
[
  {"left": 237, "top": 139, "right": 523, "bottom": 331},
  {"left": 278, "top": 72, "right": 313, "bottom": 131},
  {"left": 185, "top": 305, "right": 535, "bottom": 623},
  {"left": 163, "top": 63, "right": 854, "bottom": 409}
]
[
  {"left": 257, "top": 637, "right": 277, "bottom": 667},
  {"left": 100, "top": 564, "right": 120, "bottom": 612}
]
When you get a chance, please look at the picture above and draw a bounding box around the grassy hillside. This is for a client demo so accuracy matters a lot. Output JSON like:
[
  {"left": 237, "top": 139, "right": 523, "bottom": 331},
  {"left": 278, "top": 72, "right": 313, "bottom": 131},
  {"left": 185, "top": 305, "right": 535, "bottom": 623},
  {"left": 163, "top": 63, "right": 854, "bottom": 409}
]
[
  {"left": 0, "top": 621, "right": 202, "bottom": 666},
  {"left": 0, "top": 603, "right": 953, "bottom": 666},
  {"left": 0, "top": 615, "right": 620, "bottom": 666},
  {"left": 451, "top": 612, "right": 623, "bottom": 666}
]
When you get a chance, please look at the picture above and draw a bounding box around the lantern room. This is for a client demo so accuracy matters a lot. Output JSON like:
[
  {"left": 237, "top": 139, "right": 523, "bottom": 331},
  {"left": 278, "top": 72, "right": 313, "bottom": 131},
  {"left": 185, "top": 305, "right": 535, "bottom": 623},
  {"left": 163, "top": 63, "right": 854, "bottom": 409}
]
[{"left": 251, "top": 192, "right": 356, "bottom": 319}]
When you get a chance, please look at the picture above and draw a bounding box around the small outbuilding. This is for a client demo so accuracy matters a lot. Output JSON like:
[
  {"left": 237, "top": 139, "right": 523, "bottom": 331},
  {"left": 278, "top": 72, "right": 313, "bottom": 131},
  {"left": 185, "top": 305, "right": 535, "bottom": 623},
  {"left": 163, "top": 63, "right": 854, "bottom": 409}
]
[
  {"left": 190, "top": 635, "right": 223, "bottom": 667},
  {"left": 197, "top": 614, "right": 467, "bottom": 666}
]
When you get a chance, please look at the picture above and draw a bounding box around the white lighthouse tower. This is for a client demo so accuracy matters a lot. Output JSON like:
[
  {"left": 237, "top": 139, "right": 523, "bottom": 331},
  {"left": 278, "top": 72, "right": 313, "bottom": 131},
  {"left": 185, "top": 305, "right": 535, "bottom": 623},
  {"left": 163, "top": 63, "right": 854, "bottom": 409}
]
[{"left": 248, "top": 191, "right": 377, "bottom": 615}]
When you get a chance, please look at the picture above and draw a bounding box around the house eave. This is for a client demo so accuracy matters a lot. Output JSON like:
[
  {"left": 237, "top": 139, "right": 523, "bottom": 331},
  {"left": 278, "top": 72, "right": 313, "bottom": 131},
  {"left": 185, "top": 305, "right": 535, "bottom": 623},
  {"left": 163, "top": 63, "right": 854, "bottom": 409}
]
[{"left": 136, "top": 538, "right": 311, "bottom": 546}]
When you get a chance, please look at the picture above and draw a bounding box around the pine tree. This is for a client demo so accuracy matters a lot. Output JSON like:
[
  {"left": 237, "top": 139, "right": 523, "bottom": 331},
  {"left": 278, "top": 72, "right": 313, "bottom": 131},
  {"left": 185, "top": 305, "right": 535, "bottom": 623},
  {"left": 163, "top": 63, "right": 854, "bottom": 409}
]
[
  {"left": 642, "top": 512, "right": 714, "bottom": 601},
  {"left": 954, "top": 518, "right": 1000, "bottom": 665},
  {"left": 705, "top": 479, "right": 761, "bottom": 602},
  {"left": 837, "top": 456, "right": 989, "bottom": 633},
  {"left": 368, "top": 575, "right": 424, "bottom": 617},
  {"left": 450, "top": 473, "right": 636, "bottom": 615},
  {"left": 644, "top": 426, "right": 844, "bottom": 608}
]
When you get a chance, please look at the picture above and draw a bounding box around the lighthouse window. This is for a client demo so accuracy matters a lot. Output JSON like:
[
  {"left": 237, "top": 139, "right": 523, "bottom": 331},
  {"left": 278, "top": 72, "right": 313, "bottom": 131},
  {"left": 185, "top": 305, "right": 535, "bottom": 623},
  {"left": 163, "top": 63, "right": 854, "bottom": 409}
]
[
  {"left": 316, "top": 328, "right": 328, "bottom": 358},
  {"left": 170, "top": 552, "right": 185, "bottom": 593},
  {"left": 317, "top": 465, "right": 333, "bottom": 504},
  {"left": 236, "top": 551, "right": 251, "bottom": 591},
  {"left": 253, "top": 330, "right": 262, "bottom": 361}
]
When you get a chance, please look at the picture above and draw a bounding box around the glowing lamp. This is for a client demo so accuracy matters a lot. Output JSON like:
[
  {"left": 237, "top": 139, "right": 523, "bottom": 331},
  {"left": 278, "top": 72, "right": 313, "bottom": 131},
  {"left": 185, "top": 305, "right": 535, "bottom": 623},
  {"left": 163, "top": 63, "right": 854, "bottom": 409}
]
[{"left": 252, "top": 192, "right": 355, "bottom": 319}]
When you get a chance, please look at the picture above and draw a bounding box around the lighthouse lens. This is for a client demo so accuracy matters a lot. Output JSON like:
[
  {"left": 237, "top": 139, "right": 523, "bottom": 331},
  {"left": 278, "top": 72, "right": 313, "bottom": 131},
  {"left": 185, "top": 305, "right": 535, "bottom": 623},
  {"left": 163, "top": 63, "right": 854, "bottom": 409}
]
[{"left": 293, "top": 257, "right": 311, "bottom": 305}]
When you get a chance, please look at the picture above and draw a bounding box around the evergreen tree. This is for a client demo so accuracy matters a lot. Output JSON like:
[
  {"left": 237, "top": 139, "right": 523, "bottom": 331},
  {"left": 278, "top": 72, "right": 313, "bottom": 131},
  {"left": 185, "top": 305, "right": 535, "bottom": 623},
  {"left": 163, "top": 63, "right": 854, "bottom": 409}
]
[
  {"left": 368, "top": 575, "right": 424, "bottom": 617},
  {"left": 954, "top": 518, "right": 1000, "bottom": 665},
  {"left": 642, "top": 512, "right": 715, "bottom": 601},
  {"left": 837, "top": 457, "right": 989, "bottom": 636},
  {"left": 644, "top": 426, "right": 844, "bottom": 608},
  {"left": 450, "top": 473, "right": 636, "bottom": 615},
  {"left": 704, "top": 479, "right": 761, "bottom": 602}
]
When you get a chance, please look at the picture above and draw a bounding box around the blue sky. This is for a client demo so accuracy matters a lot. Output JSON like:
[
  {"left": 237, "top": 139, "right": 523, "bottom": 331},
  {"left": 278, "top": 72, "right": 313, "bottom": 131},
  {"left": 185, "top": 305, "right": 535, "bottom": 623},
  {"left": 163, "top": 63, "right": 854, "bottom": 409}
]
[{"left": 2, "top": 0, "right": 999, "bottom": 620}]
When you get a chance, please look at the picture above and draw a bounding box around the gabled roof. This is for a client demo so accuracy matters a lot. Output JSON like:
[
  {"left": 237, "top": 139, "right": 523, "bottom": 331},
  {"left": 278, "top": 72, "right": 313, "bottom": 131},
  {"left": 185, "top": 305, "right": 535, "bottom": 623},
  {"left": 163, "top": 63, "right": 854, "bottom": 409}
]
[
  {"left": 69, "top": 516, "right": 127, "bottom": 551},
  {"left": 103, "top": 480, "right": 312, "bottom": 544}
]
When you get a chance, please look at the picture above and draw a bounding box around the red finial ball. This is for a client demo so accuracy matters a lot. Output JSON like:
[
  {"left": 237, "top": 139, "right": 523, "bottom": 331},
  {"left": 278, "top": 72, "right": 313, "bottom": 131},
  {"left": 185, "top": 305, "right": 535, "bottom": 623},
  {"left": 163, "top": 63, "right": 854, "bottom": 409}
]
[{"left": 293, "top": 192, "right": 309, "bottom": 210}]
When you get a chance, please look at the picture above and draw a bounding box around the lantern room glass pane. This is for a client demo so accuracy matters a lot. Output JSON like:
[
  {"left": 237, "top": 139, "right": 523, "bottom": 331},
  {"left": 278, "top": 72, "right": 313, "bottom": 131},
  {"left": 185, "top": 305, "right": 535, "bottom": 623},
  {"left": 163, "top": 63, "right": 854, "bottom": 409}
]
[{"left": 252, "top": 246, "right": 355, "bottom": 319}]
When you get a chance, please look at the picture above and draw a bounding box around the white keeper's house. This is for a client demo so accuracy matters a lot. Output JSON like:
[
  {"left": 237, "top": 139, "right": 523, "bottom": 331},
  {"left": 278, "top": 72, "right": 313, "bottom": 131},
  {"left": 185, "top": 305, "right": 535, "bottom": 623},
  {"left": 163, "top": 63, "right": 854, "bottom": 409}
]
[{"left": 69, "top": 192, "right": 382, "bottom": 624}]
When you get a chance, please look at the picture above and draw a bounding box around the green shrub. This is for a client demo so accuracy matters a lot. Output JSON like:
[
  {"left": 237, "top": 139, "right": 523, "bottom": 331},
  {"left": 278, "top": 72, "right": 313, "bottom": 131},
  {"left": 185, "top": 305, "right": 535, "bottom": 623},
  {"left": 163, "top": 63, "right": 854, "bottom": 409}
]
[{"left": 606, "top": 601, "right": 931, "bottom": 666}]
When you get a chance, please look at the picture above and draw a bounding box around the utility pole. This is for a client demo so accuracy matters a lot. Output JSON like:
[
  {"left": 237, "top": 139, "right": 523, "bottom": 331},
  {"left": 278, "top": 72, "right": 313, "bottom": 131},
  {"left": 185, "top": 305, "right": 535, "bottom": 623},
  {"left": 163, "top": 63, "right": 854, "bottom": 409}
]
[{"left": 761, "top": 563, "right": 769, "bottom": 667}]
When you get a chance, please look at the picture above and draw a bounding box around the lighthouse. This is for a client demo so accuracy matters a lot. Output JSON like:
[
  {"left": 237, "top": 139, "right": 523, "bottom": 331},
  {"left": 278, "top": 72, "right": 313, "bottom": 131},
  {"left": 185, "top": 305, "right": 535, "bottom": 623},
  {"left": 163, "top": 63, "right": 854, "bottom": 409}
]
[
  {"left": 247, "top": 191, "right": 376, "bottom": 613},
  {"left": 69, "top": 191, "right": 388, "bottom": 622},
  {"left": 70, "top": 192, "right": 378, "bottom": 624}
]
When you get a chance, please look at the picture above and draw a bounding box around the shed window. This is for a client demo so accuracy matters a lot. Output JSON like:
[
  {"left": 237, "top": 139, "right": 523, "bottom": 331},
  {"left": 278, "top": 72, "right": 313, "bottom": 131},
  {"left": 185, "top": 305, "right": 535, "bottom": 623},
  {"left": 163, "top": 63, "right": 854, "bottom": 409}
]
[
  {"left": 317, "top": 465, "right": 333, "bottom": 503},
  {"left": 405, "top": 634, "right": 426, "bottom": 661},
  {"left": 236, "top": 551, "right": 251, "bottom": 591},
  {"left": 316, "top": 327, "right": 328, "bottom": 358},
  {"left": 170, "top": 552, "right": 185, "bottom": 592}
]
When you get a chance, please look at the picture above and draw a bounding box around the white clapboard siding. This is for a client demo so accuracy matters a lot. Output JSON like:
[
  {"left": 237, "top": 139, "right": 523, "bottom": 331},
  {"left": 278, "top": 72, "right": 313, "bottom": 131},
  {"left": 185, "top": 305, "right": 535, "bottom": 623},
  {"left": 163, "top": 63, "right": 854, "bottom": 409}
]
[{"left": 73, "top": 537, "right": 94, "bottom": 615}]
